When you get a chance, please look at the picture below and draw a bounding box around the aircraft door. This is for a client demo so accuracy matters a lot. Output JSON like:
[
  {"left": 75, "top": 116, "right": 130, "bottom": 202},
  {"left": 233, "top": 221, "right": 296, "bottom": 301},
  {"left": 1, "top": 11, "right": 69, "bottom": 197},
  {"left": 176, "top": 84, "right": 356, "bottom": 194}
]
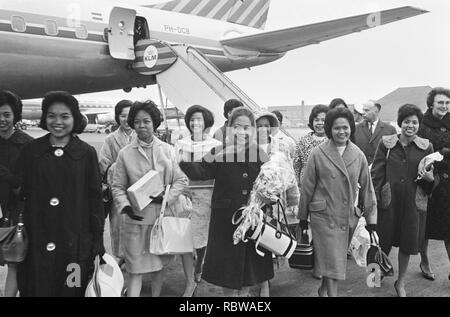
[{"left": 108, "top": 7, "right": 136, "bottom": 60}]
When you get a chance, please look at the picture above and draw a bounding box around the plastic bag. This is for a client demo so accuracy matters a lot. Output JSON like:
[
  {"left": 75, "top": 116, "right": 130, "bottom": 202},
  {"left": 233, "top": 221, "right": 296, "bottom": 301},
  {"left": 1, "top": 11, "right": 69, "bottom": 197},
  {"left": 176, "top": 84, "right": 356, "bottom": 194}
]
[{"left": 349, "top": 217, "right": 371, "bottom": 267}]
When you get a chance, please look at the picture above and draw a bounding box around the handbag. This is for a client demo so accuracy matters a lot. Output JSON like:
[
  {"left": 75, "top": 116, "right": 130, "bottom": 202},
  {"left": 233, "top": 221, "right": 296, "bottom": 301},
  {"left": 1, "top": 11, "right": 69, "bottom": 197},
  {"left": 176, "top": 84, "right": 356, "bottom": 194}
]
[
  {"left": 85, "top": 253, "right": 124, "bottom": 297},
  {"left": 102, "top": 165, "right": 113, "bottom": 219},
  {"left": 366, "top": 232, "right": 394, "bottom": 277},
  {"left": 288, "top": 229, "right": 314, "bottom": 270},
  {"left": 247, "top": 200, "right": 297, "bottom": 259},
  {"left": 149, "top": 185, "right": 194, "bottom": 255},
  {"left": 0, "top": 209, "right": 28, "bottom": 265}
]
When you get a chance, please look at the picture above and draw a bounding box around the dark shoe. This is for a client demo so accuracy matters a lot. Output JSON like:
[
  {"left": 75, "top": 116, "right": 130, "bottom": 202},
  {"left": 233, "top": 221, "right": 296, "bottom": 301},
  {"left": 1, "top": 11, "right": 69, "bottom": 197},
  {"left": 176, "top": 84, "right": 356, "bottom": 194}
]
[
  {"left": 419, "top": 263, "right": 435, "bottom": 281},
  {"left": 394, "top": 280, "right": 406, "bottom": 297}
]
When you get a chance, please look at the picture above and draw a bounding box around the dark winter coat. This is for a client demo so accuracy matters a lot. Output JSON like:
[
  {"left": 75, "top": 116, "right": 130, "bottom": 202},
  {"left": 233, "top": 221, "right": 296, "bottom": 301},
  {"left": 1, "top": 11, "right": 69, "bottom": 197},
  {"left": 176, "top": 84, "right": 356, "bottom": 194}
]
[
  {"left": 179, "top": 143, "right": 273, "bottom": 290},
  {"left": 418, "top": 110, "right": 450, "bottom": 241},
  {"left": 0, "top": 130, "right": 33, "bottom": 222},
  {"left": 371, "top": 135, "right": 433, "bottom": 255},
  {"left": 15, "top": 134, "right": 105, "bottom": 297}
]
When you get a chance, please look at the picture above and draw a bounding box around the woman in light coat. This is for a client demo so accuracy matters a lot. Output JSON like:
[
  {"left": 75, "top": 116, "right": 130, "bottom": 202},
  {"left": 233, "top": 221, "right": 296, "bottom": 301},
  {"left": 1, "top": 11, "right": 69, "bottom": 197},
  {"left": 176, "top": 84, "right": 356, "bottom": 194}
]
[
  {"left": 112, "top": 100, "right": 188, "bottom": 297},
  {"left": 98, "top": 100, "right": 135, "bottom": 259},
  {"left": 174, "top": 105, "right": 222, "bottom": 285},
  {"left": 298, "top": 107, "right": 377, "bottom": 297}
]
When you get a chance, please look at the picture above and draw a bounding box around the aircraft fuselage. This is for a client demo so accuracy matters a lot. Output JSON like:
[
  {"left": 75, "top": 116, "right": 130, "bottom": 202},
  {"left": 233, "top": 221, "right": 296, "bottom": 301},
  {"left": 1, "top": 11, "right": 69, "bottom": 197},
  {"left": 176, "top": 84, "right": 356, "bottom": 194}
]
[{"left": 0, "top": 0, "right": 284, "bottom": 99}]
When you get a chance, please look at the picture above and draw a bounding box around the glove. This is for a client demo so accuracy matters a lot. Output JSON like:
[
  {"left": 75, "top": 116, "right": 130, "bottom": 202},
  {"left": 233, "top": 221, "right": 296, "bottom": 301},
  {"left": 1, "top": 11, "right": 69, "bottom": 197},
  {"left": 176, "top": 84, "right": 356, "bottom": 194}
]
[
  {"left": 299, "top": 220, "right": 309, "bottom": 231},
  {"left": 121, "top": 206, "right": 143, "bottom": 221},
  {"left": 366, "top": 224, "right": 377, "bottom": 234},
  {"left": 150, "top": 195, "right": 164, "bottom": 204}
]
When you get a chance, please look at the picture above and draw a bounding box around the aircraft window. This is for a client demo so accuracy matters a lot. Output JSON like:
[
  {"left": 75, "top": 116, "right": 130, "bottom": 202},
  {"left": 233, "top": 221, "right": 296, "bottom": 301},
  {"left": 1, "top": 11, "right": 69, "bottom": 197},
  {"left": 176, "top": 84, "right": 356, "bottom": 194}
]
[
  {"left": 45, "top": 20, "right": 58, "bottom": 36},
  {"left": 11, "top": 16, "right": 26, "bottom": 32},
  {"left": 75, "top": 25, "right": 88, "bottom": 39}
]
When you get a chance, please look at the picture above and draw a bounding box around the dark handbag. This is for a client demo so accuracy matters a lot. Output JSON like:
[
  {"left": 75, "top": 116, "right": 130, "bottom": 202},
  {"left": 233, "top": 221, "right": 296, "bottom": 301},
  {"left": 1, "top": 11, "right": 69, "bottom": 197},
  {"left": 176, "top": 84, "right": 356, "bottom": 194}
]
[
  {"left": 0, "top": 212, "right": 28, "bottom": 265},
  {"left": 366, "top": 232, "right": 394, "bottom": 277},
  {"left": 288, "top": 229, "right": 314, "bottom": 270},
  {"left": 102, "top": 165, "right": 113, "bottom": 219}
]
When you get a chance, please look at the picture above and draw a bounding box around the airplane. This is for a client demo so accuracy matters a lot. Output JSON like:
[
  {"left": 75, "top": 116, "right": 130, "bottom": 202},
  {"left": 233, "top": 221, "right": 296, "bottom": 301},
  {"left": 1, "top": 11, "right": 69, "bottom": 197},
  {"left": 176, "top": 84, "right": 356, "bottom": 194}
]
[{"left": 0, "top": 0, "right": 428, "bottom": 122}]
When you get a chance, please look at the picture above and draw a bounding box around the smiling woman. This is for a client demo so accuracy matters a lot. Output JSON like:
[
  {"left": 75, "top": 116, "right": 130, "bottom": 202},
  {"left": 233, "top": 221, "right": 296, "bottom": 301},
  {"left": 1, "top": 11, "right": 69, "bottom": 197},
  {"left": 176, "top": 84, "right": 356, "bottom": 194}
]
[{"left": 14, "top": 91, "right": 105, "bottom": 297}]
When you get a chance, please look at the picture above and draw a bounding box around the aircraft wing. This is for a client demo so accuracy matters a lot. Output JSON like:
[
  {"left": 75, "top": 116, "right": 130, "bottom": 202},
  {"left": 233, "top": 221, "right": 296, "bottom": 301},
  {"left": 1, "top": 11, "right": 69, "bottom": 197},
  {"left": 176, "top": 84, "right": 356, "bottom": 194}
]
[{"left": 220, "top": 6, "right": 428, "bottom": 54}]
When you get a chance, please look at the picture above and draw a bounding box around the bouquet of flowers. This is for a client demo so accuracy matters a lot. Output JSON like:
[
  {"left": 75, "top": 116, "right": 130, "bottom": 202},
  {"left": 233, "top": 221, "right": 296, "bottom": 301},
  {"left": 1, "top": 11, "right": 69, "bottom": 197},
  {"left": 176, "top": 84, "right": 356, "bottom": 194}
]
[{"left": 232, "top": 152, "right": 297, "bottom": 245}]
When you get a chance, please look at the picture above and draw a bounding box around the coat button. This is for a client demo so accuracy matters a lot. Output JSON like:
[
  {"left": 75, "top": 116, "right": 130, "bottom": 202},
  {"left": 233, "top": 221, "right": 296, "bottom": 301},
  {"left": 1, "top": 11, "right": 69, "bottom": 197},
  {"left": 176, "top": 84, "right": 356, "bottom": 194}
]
[
  {"left": 50, "top": 198, "right": 60, "bottom": 206},
  {"left": 46, "top": 243, "right": 56, "bottom": 251},
  {"left": 329, "top": 223, "right": 335, "bottom": 229},
  {"left": 343, "top": 199, "right": 348, "bottom": 205},
  {"left": 341, "top": 225, "right": 346, "bottom": 231},
  {"left": 440, "top": 127, "right": 447, "bottom": 132},
  {"left": 242, "top": 173, "right": 249, "bottom": 179},
  {"left": 443, "top": 173, "right": 449, "bottom": 179},
  {"left": 54, "top": 149, "right": 64, "bottom": 157},
  {"left": 242, "top": 190, "right": 248, "bottom": 195},
  {"left": 400, "top": 179, "right": 405, "bottom": 183}
]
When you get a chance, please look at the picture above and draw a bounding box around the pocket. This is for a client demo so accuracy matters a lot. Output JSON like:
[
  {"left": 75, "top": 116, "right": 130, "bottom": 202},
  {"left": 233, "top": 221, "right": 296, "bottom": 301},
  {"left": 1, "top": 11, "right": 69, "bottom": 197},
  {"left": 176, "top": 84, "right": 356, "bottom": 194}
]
[
  {"left": 380, "top": 182, "right": 391, "bottom": 209},
  {"left": 212, "top": 199, "right": 231, "bottom": 209},
  {"left": 308, "top": 200, "right": 326, "bottom": 213}
]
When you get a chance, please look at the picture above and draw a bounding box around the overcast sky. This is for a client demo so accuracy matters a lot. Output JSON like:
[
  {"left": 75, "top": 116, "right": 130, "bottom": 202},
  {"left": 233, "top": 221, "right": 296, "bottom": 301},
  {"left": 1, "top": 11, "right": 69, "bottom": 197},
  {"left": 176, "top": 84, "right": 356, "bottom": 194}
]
[{"left": 84, "top": 0, "right": 450, "bottom": 107}]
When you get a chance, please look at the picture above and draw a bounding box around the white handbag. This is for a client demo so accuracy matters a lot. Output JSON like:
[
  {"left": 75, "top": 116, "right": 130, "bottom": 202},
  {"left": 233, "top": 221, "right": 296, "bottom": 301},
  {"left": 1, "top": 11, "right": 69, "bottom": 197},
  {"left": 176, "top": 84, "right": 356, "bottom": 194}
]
[
  {"left": 85, "top": 253, "right": 124, "bottom": 297},
  {"left": 149, "top": 185, "right": 194, "bottom": 255},
  {"left": 249, "top": 201, "right": 297, "bottom": 259}
]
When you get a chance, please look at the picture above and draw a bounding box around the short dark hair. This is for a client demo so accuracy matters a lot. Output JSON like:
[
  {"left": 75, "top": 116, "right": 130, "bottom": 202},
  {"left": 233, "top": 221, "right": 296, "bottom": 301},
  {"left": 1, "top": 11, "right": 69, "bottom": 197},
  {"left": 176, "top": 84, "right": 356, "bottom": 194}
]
[
  {"left": 324, "top": 107, "right": 356, "bottom": 140},
  {"left": 329, "top": 98, "right": 348, "bottom": 110},
  {"left": 271, "top": 110, "right": 283, "bottom": 125},
  {"left": 127, "top": 100, "right": 163, "bottom": 131},
  {"left": 184, "top": 105, "right": 215, "bottom": 133},
  {"left": 374, "top": 103, "right": 381, "bottom": 111},
  {"left": 39, "top": 91, "right": 86, "bottom": 134},
  {"left": 308, "top": 104, "right": 329, "bottom": 131},
  {"left": 224, "top": 99, "right": 243, "bottom": 119},
  {"left": 397, "top": 104, "right": 423, "bottom": 127},
  {"left": 426, "top": 87, "right": 450, "bottom": 109},
  {"left": 228, "top": 107, "right": 255, "bottom": 127},
  {"left": 115, "top": 100, "right": 133, "bottom": 125},
  {"left": 0, "top": 90, "right": 23, "bottom": 124}
]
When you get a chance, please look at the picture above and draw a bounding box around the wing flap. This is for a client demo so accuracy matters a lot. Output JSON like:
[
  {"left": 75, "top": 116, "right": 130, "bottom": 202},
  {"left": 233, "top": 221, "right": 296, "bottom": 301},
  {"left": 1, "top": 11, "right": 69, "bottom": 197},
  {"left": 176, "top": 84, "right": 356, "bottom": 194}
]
[{"left": 220, "top": 6, "right": 428, "bottom": 53}]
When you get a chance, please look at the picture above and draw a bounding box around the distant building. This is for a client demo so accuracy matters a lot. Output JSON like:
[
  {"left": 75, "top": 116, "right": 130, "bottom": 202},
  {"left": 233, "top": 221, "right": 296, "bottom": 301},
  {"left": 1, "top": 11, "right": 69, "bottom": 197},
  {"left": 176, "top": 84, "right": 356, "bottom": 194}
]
[
  {"left": 377, "top": 86, "right": 432, "bottom": 122},
  {"left": 268, "top": 104, "right": 317, "bottom": 128}
]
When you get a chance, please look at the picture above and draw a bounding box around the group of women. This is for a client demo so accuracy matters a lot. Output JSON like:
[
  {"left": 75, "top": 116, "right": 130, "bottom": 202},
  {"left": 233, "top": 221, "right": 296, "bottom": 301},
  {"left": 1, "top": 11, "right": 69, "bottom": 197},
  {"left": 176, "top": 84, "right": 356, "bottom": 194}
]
[{"left": 0, "top": 87, "right": 449, "bottom": 298}]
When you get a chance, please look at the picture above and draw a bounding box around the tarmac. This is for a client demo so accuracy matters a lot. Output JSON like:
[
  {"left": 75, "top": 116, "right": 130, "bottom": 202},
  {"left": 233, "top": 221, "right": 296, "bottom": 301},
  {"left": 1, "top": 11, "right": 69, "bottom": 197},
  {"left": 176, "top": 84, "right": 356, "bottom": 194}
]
[{"left": 1, "top": 128, "right": 449, "bottom": 297}]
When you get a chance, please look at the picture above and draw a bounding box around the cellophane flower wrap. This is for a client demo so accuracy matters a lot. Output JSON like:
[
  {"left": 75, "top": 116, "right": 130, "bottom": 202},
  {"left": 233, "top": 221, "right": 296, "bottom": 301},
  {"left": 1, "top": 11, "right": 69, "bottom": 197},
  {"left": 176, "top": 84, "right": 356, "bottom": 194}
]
[{"left": 233, "top": 152, "right": 297, "bottom": 245}]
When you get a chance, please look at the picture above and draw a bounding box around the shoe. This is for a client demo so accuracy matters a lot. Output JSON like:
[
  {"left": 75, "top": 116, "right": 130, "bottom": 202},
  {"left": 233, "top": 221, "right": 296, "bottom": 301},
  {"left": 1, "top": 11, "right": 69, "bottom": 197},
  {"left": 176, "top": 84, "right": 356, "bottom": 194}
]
[
  {"left": 317, "top": 286, "right": 327, "bottom": 297},
  {"left": 312, "top": 272, "right": 322, "bottom": 280},
  {"left": 194, "top": 272, "right": 202, "bottom": 283},
  {"left": 419, "top": 263, "right": 435, "bottom": 281},
  {"left": 394, "top": 280, "right": 406, "bottom": 297},
  {"left": 182, "top": 283, "right": 198, "bottom": 297}
]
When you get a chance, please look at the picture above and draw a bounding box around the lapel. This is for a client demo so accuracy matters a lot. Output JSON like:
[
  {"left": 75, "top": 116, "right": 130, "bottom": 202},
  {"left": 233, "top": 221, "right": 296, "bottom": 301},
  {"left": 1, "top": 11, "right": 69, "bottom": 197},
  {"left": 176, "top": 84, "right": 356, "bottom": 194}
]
[
  {"left": 113, "top": 128, "right": 135, "bottom": 149},
  {"left": 360, "top": 121, "right": 371, "bottom": 141},
  {"left": 319, "top": 140, "right": 349, "bottom": 179},
  {"left": 370, "top": 121, "right": 384, "bottom": 143}
]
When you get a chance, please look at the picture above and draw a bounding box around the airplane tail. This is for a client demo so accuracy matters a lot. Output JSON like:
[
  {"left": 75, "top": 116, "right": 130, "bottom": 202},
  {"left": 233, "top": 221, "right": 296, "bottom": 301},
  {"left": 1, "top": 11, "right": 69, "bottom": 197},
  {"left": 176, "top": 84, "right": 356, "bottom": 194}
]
[{"left": 146, "top": 0, "right": 271, "bottom": 29}]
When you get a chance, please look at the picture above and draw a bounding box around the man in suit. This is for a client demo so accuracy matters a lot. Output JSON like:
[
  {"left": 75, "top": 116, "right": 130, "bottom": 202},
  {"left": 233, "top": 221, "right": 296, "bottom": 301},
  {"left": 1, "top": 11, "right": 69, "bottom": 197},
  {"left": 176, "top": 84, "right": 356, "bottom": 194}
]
[{"left": 354, "top": 101, "right": 397, "bottom": 165}]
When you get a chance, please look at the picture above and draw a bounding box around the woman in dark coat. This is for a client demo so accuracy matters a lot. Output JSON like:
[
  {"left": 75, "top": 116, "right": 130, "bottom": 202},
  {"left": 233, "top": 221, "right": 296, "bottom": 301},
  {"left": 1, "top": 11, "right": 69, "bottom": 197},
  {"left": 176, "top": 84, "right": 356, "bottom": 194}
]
[
  {"left": 417, "top": 87, "right": 450, "bottom": 281},
  {"left": 0, "top": 91, "right": 33, "bottom": 297},
  {"left": 179, "top": 107, "right": 272, "bottom": 296},
  {"left": 15, "top": 91, "right": 105, "bottom": 297},
  {"left": 372, "top": 104, "right": 434, "bottom": 297}
]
